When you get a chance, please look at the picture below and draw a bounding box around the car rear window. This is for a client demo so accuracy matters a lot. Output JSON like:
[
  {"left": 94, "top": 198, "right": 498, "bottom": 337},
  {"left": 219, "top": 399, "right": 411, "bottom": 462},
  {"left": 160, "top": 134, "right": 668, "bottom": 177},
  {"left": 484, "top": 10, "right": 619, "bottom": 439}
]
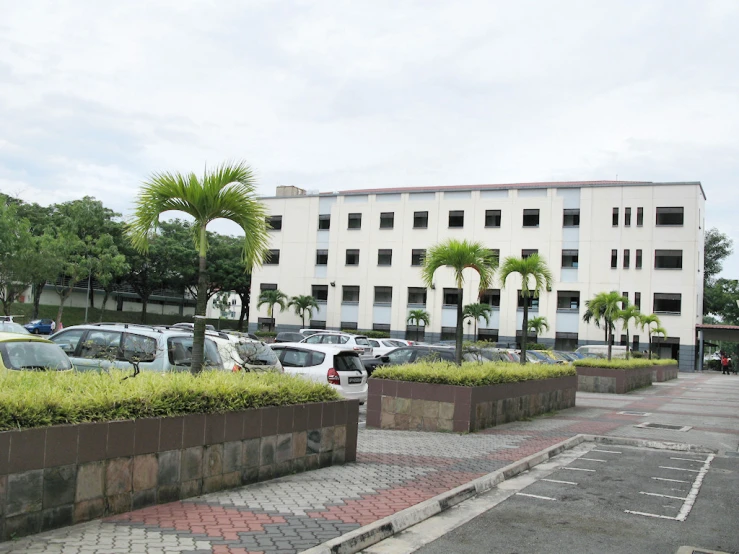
[
  {"left": 334, "top": 352, "right": 363, "bottom": 372},
  {"left": 123, "top": 333, "right": 158, "bottom": 361},
  {"left": 167, "top": 337, "right": 221, "bottom": 368},
  {"left": 236, "top": 342, "right": 279, "bottom": 366},
  {"left": 354, "top": 337, "right": 370, "bottom": 346},
  {"left": 0, "top": 342, "right": 72, "bottom": 371}
]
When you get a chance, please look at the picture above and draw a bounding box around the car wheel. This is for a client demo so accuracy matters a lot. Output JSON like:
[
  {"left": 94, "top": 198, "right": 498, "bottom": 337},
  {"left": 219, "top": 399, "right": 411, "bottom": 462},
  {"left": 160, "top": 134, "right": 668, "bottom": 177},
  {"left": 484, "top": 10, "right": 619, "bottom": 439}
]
[{"left": 32, "top": 329, "right": 40, "bottom": 334}]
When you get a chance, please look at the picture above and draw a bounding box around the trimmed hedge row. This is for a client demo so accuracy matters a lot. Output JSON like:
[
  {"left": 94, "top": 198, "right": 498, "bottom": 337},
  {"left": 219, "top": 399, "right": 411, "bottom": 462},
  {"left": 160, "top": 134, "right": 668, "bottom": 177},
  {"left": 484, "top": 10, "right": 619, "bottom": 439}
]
[
  {"left": 370, "top": 361, "right": 576, "bottom": 386},
  {"left": 0, "top": 370, "right": 339, "bottom": 431},
  {"left": 573, "top": 358, "right": 678, "bottom": 370}
]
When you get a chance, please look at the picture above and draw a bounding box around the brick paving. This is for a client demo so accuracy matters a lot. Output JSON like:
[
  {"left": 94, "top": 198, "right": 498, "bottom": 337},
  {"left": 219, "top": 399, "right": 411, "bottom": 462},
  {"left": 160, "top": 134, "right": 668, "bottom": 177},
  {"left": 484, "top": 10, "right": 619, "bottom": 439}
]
[{"left": 2, "top": 373, "right": 737, "bottom": 554}]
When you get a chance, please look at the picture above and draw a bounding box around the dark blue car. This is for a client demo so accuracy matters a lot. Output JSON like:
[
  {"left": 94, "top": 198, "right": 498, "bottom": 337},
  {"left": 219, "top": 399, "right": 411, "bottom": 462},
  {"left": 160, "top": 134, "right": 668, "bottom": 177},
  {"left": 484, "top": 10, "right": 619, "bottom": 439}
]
[{"left": 23, "top": 319, "right": 55, "bottom": 334}]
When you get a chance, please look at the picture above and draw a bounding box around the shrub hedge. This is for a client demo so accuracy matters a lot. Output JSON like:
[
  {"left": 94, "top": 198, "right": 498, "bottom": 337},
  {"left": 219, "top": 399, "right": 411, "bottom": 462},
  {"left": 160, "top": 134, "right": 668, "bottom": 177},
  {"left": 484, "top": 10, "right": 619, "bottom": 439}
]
[
  {"left": 0, "top": 370, "right": 339, "bottom": 431},
  {"left": 573, "top": 358, "right": 678, "bottom": 370},
  {"left": 371, "top": 361, "right": 576, "bottom": 386}
]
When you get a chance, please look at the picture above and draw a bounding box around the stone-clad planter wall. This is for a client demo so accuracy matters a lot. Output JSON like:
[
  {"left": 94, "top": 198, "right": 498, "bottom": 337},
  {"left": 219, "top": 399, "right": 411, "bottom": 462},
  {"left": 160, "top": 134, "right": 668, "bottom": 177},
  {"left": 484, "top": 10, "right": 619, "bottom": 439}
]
[
  {"left": 653, "top": 364, "right": 678, "bottom": 382},
  {"left": 0, "top": 400, "right": 359, "bottom": 542},
  {"left": 576, "top": 366, "right": 653, "bottom": 393},
  {"left": 366, "top": 376, "right": 577, "bottom": 433}
]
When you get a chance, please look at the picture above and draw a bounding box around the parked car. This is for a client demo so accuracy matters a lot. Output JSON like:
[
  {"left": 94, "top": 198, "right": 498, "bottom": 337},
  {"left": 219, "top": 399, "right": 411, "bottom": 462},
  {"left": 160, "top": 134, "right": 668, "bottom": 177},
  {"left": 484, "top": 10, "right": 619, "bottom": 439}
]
[
  {"left": 299, "top": 328, "right": 327, "bottom": 337},
  {"left": 575, "top": 345, "right": 628, "bottom": 359},
  {"left": 0, "top": 332, "right": 73, "bottom": 372},
  {"left": 299, "top": 332, "right": 374, "bottom": 357},
  {"left": 50, "top": 323, "right": 222, "bottom": 373},
  {"left": 363, "top": 345, "right": 478, "bottom": 375},
  {"left": 23, "top": 319, "right": 54, "bottom": 335},
  {"left": 269, "top": 343, "right": 368, "bottom": 402},
  {"left": 0, "top": 321, "right": 30, "bottom": 335},
  {"left": 367, "top": 338, "right": 409, "bottom": 356},
  {"left": 172, "top": 322, "right": 217, "bottom": 332},
  {"left": 274, "top": 332, "right": 306, "bottom": 343},
  {"left": 203, "top": 333, "right": 283, "bottom": 373}
]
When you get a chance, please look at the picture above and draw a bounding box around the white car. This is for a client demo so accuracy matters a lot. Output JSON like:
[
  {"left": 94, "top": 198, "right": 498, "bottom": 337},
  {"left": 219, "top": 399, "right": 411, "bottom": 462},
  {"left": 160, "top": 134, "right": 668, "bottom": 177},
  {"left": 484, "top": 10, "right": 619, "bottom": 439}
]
[
  {"left": 198, "top": 332, "right": 283, "bottom": 373},
  {"left": 299, "top": 332, "right": 374, "bottom": 357},
  {"left": 367, "top": 338, "right": 410, "bottom": 356},
  {"left": 269, "top": 343, "right": 368, "bottom": 403}
]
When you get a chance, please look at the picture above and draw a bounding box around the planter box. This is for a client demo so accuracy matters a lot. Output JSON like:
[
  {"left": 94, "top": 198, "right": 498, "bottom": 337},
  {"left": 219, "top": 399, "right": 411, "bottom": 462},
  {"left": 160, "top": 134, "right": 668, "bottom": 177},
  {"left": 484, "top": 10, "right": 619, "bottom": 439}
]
[
  {"left": 576, "top": 366, "right": 653, "bottom": 393},
  {"left": 653, "top": 364, "right": 678, "bottom": 382},
  {"left": 366, "top": 376, "right": 577, "bottom": 433},
  {"left": 0, "top": 400, "right": 359, "bottom": 542}
]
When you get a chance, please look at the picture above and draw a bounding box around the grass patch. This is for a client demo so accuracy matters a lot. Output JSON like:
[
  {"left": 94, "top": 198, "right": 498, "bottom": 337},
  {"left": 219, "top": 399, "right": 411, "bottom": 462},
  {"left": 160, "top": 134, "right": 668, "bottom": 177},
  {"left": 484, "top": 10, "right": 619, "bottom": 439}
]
[
  {"left": 0, "top": 370, "right": 339, "bottom": 431},
  {"left": 573, "top": 358, "right": 678, "bottom": 369},
  {"left": 371, "top": 361, "right": 575, "bottom": 386}
]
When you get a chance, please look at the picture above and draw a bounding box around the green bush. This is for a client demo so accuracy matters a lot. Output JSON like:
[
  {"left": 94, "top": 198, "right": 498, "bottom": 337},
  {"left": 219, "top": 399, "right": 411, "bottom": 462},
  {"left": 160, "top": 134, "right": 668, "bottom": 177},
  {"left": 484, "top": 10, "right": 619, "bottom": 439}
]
[
  {"left": 254, "top": 331, "right": 277, "bottom": 337},
  {"left": 528, "top": 343, "right": 551, "bottom": 350},
  {"left": 573, "top": 358, "right": 678, "bottom": 370},
  {"left": 631, "top": 351, "right": 644, "bottom": 358},
  {"left": 371, "top": 361, "right": 575, "bottom": 386},
  {"left": 0, "top": 370, "right": 339, "bottom": 431},
  {"left": 342, "top": 329, "right": 391, "bottom": 338}
]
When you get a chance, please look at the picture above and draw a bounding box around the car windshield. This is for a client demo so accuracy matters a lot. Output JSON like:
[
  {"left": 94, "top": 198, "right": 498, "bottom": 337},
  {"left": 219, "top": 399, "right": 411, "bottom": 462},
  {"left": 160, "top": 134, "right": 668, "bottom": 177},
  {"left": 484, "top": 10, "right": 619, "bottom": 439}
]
[
  {"left": 235, "top": 342, "right": 279, "bottom": 366},
  {"left": 0, "top": 341, "right": 72, "bottom": 371},
  {"left": 0, "top": 322, "right": 30, "bottom": 334},
  {"left": 167, "top": 337, "right": 221, "bottom": 368}
]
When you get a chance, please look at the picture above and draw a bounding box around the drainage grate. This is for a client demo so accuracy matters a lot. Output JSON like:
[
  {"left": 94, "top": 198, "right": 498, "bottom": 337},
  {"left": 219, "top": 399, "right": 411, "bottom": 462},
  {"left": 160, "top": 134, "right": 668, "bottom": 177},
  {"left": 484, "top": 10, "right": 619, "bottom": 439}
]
[
  {"left": 635, "top": 422, "right": 692, "bottom": 432},
  {"left": 617, "top": 411, "right": 652, "bottom": 416}
]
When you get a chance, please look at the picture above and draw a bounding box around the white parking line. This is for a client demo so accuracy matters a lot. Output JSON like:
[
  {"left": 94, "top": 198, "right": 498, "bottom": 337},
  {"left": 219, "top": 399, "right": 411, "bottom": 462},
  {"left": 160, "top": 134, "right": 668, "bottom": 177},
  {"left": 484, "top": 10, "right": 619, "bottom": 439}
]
[
  {"left": 675, "top": 454, "right": 714, "bottom": 521},
  {"left": 541, "top": 479, "right": 578, "bottom": 485},
  {"left": 516, "top": 493, "right": 557, "bottom": 501},
  {"left": 562, "top": 467, "right": 596, "bottom": 472},
  {"left": 669, "top": 457, "right": 707, "bottom": 463},
  {"left": 639, "top": 491, "right": 687, "bottom": 500},
  {"left": 591, "top": 449, "right": 622, "bottom": 454},
  {"left": 659, "top": 466, "right": 701, "bottom": 473},
  {"left": 651, "top": 477, "right": 688, "bottom": 483},
  {"left": 579, "top": 458, "right": 607, "bottom": 463},
  {"left": 624, "top": 510, "right": 677, "bottom": 520}
]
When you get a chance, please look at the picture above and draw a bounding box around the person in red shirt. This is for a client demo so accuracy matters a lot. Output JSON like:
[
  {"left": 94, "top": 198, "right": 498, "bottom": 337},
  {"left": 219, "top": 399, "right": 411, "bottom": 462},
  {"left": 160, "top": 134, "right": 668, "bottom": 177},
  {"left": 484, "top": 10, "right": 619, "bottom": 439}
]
[{"left": 720, "top": 352, "right": 730, "bottom": 374}]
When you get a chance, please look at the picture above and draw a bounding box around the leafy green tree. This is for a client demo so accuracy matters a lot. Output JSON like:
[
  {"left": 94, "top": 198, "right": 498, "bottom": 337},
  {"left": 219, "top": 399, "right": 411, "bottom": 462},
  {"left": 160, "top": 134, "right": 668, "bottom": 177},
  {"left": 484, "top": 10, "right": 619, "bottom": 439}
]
[
  {"left": 91, "top": 235, "right": 129, "bottom": 321},
  {"left": 463, "top": 303, "right": 493, "bottom": 339},
  {"left": 638, "top": 313, "right": 663, "bottom": 360},
  {"left": 288, "top": 295, "right": 319, "bottom": 327},
  {"left": 120, "top": 237, "right": 173, "bottom": 323},
  {"left": 527, "top": 316, "right": 550, "bottom": 338},
  {"left": 499, "top": 254, "right": 553, "bottom": 365},
  {"left": 704, "top": 278, "right": 739, "bottom": 324},
  {"left": 422, "top": 239, "right": 498, "bottom": 365},
  {"left": 128, "top": 161, "right": 269, "bottom": 374},
  {"left": 206, "top": 234, "right": 253, "bottom": 331},
  {"left": 406, "top": 309, "right": 430, "bottom": 342},
  {"left": 618, "top": 303, "right": 641, "bottom": 359},
  {"left": 703, "top": 228, "right": 734, "bottom": 317},
  {"left": 0, "top": 203, "right": 36, "bottom": 315},
  {"left": 257, "top": 289, "right": 289, "bottom": 329},
  {"left": 583, "top": 291, "right": 627, "bottom": 360},
  {"left": 582, "top": 301, "right": 609, "bottom": 343}
]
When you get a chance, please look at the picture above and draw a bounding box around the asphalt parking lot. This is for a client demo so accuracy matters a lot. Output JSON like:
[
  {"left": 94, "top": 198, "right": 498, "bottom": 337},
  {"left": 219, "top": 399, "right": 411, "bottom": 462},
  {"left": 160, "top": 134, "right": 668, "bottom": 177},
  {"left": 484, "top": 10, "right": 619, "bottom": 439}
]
[{"left": 387, "top": 445, "right": 739, "bottom": 554}]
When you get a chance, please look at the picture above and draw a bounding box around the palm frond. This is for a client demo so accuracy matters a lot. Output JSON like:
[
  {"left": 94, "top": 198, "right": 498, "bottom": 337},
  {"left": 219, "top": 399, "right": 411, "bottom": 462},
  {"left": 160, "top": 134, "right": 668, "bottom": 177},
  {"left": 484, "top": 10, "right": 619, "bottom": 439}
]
[{"left": 421, "top": 239, "right": 498, "bottom": 291}]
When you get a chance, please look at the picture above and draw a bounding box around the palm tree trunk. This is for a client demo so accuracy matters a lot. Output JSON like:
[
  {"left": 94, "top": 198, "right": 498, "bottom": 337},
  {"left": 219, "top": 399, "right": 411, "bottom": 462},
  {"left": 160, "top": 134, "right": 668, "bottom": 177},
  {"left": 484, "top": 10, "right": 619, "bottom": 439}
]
[
  {"left": 99, "top": 290, "right": 110, "bottom": 322},
  {"left": 191, "top": 228, "right": 208, "bottom": 375},
  {"left": 625, "top": 329, "right": 630, "bottom": 360},
  {"left": 648, "top": 331, "right": 652, "bottom": 359},
  {"left": 607, "top": 323, "right": 613, "bottom": 361},
  {"left": 521, "top": 303, "right": 528, "bottom": 365},
  {"left": 455, "top": 287, "right": 463, "bottom": 365}
]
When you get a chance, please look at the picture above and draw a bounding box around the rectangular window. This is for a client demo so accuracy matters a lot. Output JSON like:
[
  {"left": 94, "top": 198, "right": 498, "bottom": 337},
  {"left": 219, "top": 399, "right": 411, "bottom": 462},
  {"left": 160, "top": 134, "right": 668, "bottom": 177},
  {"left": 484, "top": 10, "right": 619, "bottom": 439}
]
[
  {"left": 632, "top": 335, "right": 640, "bottom": 352},
  {"left": 517, "top": 291, "right": 539, "bottom": 310},
  {"left": 443, "top": 288, "right": 460, "bottom": 305},
  {"left": 623, "top": 249, "right": 630, "bottom": 269},
  {"left": 563, "top": 209, "right": 580, "bottom": 227},
  {"left": 448, "top": 210, "right": 464, "bottom": 228},
  {"left": 345, "top": 249, "right": 360, "bottom": 265},
  {"left": 312, "top": 285, "right": 328, "bottom": 302},
  {"left": 413, "top": 211, "right": 428, "bottom": 229},
  {"left": 523, "top": 209, "right": 540, "bottom": 227},
  {"left": 265, "top": 249, "right": 280, "bottom": 265},
  {"left": 522, "top": 249, "right": 538, "bottom": 259},
  {"left": 637, "top": 207, "right": 644, "bottom": 226},
  {"left": 440, "top": 327, "right": 457, "bottom": 341},
  {"left": 656, "top": 207, "right": 684, "bottom": 226},
  {"left": 624, "top": 207, "right": 632, "bottom": 226},
  {"left": 309, "top": 319, "right": 326, "bottom": 329},
  {"left": 266, "top": 215, "right": 282, "bottom": 230},
  {"left": 318, "top": 214, "right": 330, "bottom": 230},
  {"left": 316, "top": 249, "right": 328, "bottom": 265},
  {"left": 478, "top": 329, "right": 499, "bottom": 343},
  {"left": 479, "top": 289, "right": 501, "bottom": 308},
  {"left": 655, "top": 249, "right": 683, "bottom": 269},
  {"left": 407, "top": 287, "right": 427, "bottom": 305},
  {"left": 342, "top": 286, "right": 360, "bottom": 303},
  {"left": 611, "top": 249, "right": 618, "bottom": 268},
  {"left": 554, "top": 332, "right": 578, "bottom": 351},
  {"left": 562, "top": 249, "right": 579, "bottom": 268},
  {"left": 374, "top": 286, "right": 392, "bottom": 304},
  {"left": 380, "top": 212, "right": 394, "bottom": 229},
  {"left": 635, "top": 249, "right": 642, "bottom": 269},
  {"left": 411, "top": 249, "right": 426, "bottom": 266},
  {"left": 622, "top": 292, "right": 629, "bottom": 307},
  {"left": 377, "top": 249, "right": 392, "bottom": 266},
  {"left": 348, "top": 213, "right": 362, "bottom": 229},
  {"left": 260, "top": 283, "right": 277, "bottom": 292},
  {"left": 654, "top": 293, "right": 681, "bottom": 314},
  {"left": 557, "top": 291, "right": 580, "bottom": 310},
  {"left": 341, "top": 321, "right": 358, "bottom": 330},
  {"left": 634, "top": 292, "right": 641, "bottom": 309},
  {"left": 485, "top": 209, "right": 501, "bottom": 228},
  {"left": 373, "top": 323, "right": 391, "bottom": 332},
  {"left": 612, "top": 207, "right": 619, "bottom": 226}
]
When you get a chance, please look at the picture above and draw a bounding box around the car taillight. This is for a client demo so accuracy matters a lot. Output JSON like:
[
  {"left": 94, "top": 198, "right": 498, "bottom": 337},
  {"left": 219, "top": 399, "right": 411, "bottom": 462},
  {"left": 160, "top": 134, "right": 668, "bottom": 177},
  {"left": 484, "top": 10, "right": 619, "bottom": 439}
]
[
  {"left": 232, "top": 364, "right": 241, "bottom": 372},
  {"left": 327, "top": 367, "right": 340, "bottom": 385},
  {"left": 353, "top": 346, "right": 364, "bottom": 351}
]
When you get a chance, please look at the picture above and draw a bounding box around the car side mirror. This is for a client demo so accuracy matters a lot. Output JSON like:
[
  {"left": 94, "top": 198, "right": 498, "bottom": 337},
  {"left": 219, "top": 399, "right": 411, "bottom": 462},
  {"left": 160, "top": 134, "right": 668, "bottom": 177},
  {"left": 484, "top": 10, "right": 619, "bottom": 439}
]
[{"left": 380, "top": 356, "right": 390, "bottom": 363}]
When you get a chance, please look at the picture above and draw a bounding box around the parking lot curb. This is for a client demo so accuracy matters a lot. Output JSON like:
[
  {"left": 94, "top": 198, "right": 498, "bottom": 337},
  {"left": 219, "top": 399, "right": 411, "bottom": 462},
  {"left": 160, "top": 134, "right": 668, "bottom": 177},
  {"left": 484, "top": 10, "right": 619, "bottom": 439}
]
[{"left": 583, "top": 434, "right": 718, "bottom": 454}]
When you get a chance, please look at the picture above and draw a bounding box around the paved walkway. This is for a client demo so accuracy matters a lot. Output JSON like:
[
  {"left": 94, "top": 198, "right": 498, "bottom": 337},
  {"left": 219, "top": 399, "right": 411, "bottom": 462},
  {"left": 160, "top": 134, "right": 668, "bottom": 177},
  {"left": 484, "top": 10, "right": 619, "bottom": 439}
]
[{"left": 2, "top": 373, "right": 737, "bottom": 554}]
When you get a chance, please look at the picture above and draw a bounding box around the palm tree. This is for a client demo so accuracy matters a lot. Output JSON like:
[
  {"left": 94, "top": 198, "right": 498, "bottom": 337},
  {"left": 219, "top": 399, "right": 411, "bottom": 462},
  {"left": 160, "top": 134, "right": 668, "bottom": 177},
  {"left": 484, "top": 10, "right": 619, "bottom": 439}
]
[
  {"left": 582, "top": 302, "right": 609, "bottom": 343},
  {"left": 288, "top": 294, "right": 319, "bottom": 327},
  {"left": 638, "top": 314, "right": 663, "bottom": 360},
  {"left": 257, "top": 289, "right": 289, "bottom": 329},
  {"left": 499, "top": 254, "right": 553, "bottom": 365},
  {"left": 618, "top": 303, "right": 641, "bottom": 359},
  {"left": 582, "top": 291, "right": 627, "bottom": 361},
  {"left": 651, "top": 326, "right": 667, "bottom": 358},
  {"left": 463, "top": 303, "right": 493, "bottom": 340},
  {"left": 128, "top": 161, "right": 268, "bottom": 374},
  {"left": 527, "top": 316, "right": 550, "bottom": 340},
  {"left": 406, "top": 309, "right": 431, "bottom": 342},
  {"left": 422, "top": 239, "right": 498, "bottom": 365}
]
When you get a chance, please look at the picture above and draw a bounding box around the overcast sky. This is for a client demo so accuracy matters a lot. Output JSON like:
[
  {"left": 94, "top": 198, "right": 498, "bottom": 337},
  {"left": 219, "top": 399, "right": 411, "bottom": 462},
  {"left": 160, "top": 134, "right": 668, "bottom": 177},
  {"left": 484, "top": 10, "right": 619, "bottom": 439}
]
[{"left": 1, "top": 1, "right": 737, "bottom": 276}]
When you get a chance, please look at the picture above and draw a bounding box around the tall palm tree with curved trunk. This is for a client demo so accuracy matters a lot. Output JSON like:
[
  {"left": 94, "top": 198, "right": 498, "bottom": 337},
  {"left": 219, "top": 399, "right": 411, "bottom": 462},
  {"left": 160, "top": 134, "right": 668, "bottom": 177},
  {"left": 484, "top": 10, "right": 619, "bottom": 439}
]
[
  {"left": 582, "top": 302, "right": 609, "bottom": 343},
  {"left": 128, "top": 161, "right": 269, "bottom": 374},
  {"left": 638, "top": 313, "right": 663, "bottom": 359},
  {"left": 406, "top": 309, "right": 430, "bottom": 342},
  {"left": 288, "top": 295, "right": 319, "bottom": 327},
  {"left": 257, "top": 289, "right": 289, "bottom": 329},
  {"left": 583, "top": 291, "right": 627, "bottom": 361},
  {"left": 422, "top": 240, "right": 498, "bottom": 365},
  {"left": 499, "top": 254, "right": 553, "bottom": 365},
  {"left": 463, "top": 303, "right": 493, "bottom": 340},
  {"left": 527, "top": 316, "right": 550, "bottom": 338},
  {"left": 618, "top": 303, "right": 641, "bottom": 359}
]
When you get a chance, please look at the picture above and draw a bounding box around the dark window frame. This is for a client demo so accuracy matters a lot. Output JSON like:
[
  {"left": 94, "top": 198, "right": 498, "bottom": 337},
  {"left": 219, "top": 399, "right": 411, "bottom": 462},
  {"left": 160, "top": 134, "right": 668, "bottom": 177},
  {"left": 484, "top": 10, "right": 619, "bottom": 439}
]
[
  {"left": 377, "top": 249, "right": 392, "bottom": 266},
  {"left": 623, "top": 249, "right": 630, "bottom": 269},
  {"left": 266, "top": 215, "right": 282, "bottom": 231},
  {"left": 318, "top": 214, "right": 330, "bottom": 230},
  {"left": 265, "top": 249, "right": 280, "bottom": 265},
  {"left": 656, "top": 207, "right": 684, "bottom": 226},
  {"left": 557, "top": 291, "right": 580, "bottom": 311},
  {"left": 522, "top": 249, "right": 538, "bottom": 259},
  {"left": 411, "top": 249, "right": 426, "bottom": 266},
  {"left": 407, "top": 287, "right": 427, "bottom": 305},
  {"left": 448, "top": 210, "right": 464, "bottom": 228},
  {"left": 635, "top": 249, "right": 642, "bottom": 269},
  {"left": 522, "top": 209, "right": 540, "bottom": 227},
  {"left": 345, "top": 249, "right": 360, "bottom": 266},
  {"left": 485, "top": 209, "right": 502, "bottom": 228},
  {"left": 379, "top": 212, "right": 394, "bottom": 229},
  {"left": 653, "top": 293, "right": 682, "bottom": 314},
  {"left": 612, "top": 207, "right": 619, "bottom": 226},
  {"left": 316, "top": 249, "right": 328, "bottom": 266},
  {"left": 479, "top": 288, "right": 501, "bottom": 308},
  {"left": 312, "top": 285, "right": 328, "bottom": 302},
  {"left": 562, "top": 249, "right": 579, "bottom": 268},
  {"left": 611, "top": 249, "right": 618, "bottom": 268},
  {"left": 347, "top": 213, "right": 362, "bottom": 230},
  {"left": 636, "top": 207, "right": 644, "bottom": 226},
  {"left": 624, "top": 207, "right": 632, "bottom": 226},
  {"left": 654, "top": 249, "right": 683, "bottom": 270},
  {"left": 413, "top": 211, "right": 429, "bottom": 229},
  {"left": 563, "top": 209, "right": 580, "bottom": 227},
  {"left": 374, "top": 286, "right": 393, "bottom": 304},
  {"left": 342, "top": 286, "right": 360, "bottom": 303}
]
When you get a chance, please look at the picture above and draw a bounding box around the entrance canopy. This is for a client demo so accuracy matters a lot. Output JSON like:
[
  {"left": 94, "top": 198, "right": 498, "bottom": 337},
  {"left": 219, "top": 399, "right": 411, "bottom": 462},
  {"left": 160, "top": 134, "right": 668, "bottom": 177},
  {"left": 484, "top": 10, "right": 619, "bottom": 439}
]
[{"left": 696, "top": 323, "right": 739, "bottom": 370}]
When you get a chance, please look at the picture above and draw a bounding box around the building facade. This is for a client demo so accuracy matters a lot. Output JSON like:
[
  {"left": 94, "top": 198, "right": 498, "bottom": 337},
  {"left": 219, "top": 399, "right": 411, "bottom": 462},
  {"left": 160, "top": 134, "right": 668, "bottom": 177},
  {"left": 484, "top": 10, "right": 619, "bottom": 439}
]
[{"left": 249, "top": 181, "right": 706, "bottom": 371}]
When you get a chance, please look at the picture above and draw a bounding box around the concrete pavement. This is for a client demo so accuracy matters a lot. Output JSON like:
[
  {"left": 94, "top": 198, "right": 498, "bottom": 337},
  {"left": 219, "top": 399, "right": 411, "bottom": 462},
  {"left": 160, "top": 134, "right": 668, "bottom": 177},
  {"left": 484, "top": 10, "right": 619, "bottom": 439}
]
[{"left": 1, "top": 372, "right": 737, "bottom": 554}]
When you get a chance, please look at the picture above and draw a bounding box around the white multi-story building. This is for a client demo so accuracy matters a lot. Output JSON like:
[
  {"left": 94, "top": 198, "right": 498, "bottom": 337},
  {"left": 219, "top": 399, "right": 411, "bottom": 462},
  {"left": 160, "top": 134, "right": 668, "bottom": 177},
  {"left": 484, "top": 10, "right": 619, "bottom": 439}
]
[{"left": 250, "top": 181, "right": 706, "bottom": 371}]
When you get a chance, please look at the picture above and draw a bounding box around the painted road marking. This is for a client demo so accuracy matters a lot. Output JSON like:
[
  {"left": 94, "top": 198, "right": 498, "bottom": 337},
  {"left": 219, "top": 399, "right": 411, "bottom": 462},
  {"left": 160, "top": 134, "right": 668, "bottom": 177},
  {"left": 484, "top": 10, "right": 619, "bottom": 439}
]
[
  {"left": 640, "top": 492, "right": 687, "bottom": 500},
  {"left": 591, "top": 449, "right": 622, "bottom": 454},
  {"left": 541, "top": 479, "right": 578, "bottom": 485},
  {"left": 652, "top": 477, "right": 689, "bottom": 483},
  {"left": 675, "top": 454, "right": 714, "bottom": 522},
  {"left": 659, "top": 466, "right": 701, "bottom": 473},
  {"left": 579, "top": 458, "right": 607, "bottom": 463},
  {"left": 562, "top": 467, "right": 596, "bottom": 472},
  {"left": 670, "top": 457, "right": 707, "bottom": 463},
  {"left": 515, "top": 493, "right": 557, "bottom": 501},
  {"left": 624, "top": 510, "right": 677, "bottom": 520}
]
